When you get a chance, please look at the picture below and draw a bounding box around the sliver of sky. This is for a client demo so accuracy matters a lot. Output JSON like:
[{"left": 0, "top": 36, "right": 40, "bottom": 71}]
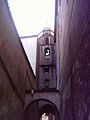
[
  {"left": 8, "top": 0, "right": 55, "bottom": 36},
  {"left": 8, "top": 0, "right": 55, "bottom": 74}
]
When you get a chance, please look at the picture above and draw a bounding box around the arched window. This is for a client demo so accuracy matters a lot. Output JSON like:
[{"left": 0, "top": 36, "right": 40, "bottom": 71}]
[{"left": 44, "top": 47, "right": 50, "bottom": 56}]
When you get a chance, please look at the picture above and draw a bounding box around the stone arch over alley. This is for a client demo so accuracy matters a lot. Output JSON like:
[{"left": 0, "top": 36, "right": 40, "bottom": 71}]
[{"left": 24, "top": 96, "right": 60, "bottom": 120}]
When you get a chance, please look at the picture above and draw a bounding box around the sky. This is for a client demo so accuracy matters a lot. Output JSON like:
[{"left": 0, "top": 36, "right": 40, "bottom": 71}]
[
  {"left": 8, "top": 0, "right": 55, "bottom": 36},
  {"left": 8, "top": 0, "right": 55, "bottom": 74}
]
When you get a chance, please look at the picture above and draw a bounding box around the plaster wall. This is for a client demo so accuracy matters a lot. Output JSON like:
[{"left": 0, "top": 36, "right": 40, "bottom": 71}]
[
  {"left": 0, "top": 0, "right": 35, "bottom": 119},
  {"left": 57, "top": 0, "right": 90, "bottom": 119}
]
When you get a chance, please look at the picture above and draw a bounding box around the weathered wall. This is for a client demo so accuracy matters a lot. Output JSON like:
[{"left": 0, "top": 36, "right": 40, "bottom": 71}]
[
  {"left": 24, "top": 102, "right": 39, "bottom": 120},
  {"left": 0, "top": 0, "right": 35, "bottom": 119},
  {"left": 56, "top": 0, "right": 90, "bottom": 119},
  {"left": 0, "top": 61, "right": 23, "bottom": 120}
]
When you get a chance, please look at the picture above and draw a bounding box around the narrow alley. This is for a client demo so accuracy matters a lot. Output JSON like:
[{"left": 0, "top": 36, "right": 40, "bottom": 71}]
[{"left": 0, "top": 0, "right": 90, "bottom": 120}]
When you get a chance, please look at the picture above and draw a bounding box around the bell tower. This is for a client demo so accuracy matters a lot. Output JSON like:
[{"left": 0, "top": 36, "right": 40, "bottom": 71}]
[
  {"left": 25, "top": 29, "right": 60, "bottom": 119},
  {"left": 36, "top": 29, "right": 56, "bottom": 90}
]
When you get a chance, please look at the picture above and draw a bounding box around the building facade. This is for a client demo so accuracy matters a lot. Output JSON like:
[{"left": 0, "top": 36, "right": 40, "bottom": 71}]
[{"left": 55, "top": 0, "right": 90, "bottom": 119}]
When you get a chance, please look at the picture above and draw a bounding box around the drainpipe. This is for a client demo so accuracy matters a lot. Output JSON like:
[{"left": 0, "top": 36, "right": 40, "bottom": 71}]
[
  {"left": 56, "top": 0, "right": 60, "bottom": 90},
  {"left": 56, "top": 16, "right": 60, "bottom": 90}
]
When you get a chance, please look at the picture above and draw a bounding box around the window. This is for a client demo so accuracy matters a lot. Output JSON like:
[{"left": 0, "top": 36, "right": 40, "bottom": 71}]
[
  {"left": 45, "top": 37, "right": 49, "bottom": 45},
  {"left": 45, "top": 48, "right": 50, "bottom": 56},
  {"left": 45, "top": 79, "right": 49, "bottom": 88},
  {"left": 44, "top": 67, "right": 49, "bottom": 72}
]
